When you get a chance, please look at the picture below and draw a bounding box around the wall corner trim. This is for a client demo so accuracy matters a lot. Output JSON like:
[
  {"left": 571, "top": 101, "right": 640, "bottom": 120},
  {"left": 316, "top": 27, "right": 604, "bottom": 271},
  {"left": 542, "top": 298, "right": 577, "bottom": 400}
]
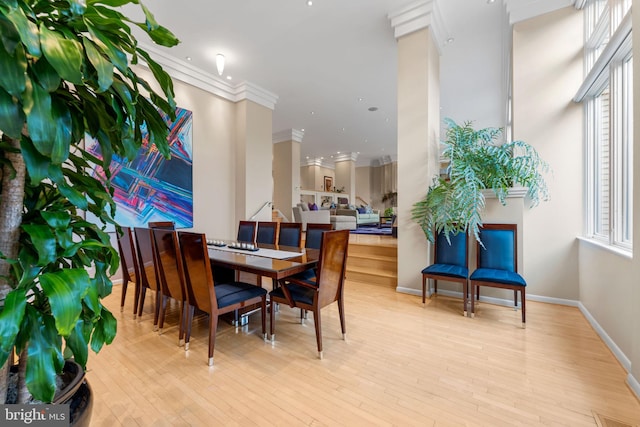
[{"left": 387, "top": 0, "right": 447, "bottom": 52}]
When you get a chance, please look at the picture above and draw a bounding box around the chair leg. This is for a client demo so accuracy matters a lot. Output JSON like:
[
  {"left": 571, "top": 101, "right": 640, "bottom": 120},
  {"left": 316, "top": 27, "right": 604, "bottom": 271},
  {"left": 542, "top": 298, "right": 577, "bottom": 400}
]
[
  {"left": 120, "top": 279, "right": 128, "bottom": 312},
  {"left": 470, "top": 283, "right": 476, "bottom": 318},
  {"left": 158, "top": 295, "right": 168, "bottom": 334},
  {"left": 521, "top": 288, "right": 526, "bottom": 328},
  {"left": 270, "top": 297, "right": 276, "bottom": 342},
  {"left": 208, "top": 313, "right": 219, "bottom": 366},
  {"left": 178, "top": 301, "right": 185, "bottom": 347},
  {"left": 434, "top": 279, "right": 438, "bottom": 295},
  {"left": 138, "top": 287, "right": 147, "bottom": 318},
  {"left": 422, "top": 274, "right": 426, "bottom": 306},
  {"left": 313, "top": 308, "right": 323, "bottom": 359},
  {"left": 338, "top": 296, "right": 346, "bottom": 341},
  {"left": 514, "top": 289, "right": 517, "bottom": 308},
  {"left": 261, "top": 296, "right": 267, "bottom": 340},
  {"left": 132, "top": 282, "right": 141, "bottom": 319},
  {"left": 185, "top": 305, "right": 195, "bottom": 350},
  {"left": 463, "top": 280, "right": 468, "bottom": 317}
]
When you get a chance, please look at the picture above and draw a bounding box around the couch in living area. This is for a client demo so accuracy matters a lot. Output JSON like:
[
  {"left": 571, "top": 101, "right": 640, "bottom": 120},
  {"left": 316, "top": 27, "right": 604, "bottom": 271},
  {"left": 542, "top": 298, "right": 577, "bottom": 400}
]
[
  {"left": 292, "top": 205, "right": 330, "bottom": 231},
  {"left": 335, "top": 207, "right": 380, "bottom": 227}
]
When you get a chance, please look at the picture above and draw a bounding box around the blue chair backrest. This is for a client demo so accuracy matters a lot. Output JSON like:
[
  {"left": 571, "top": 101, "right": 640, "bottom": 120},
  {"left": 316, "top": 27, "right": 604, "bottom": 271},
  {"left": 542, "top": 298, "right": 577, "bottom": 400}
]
[
  {"left": 257, "top": 222, "right": 277, "bottom": 244},
  {"left": 435, "top": 230, "right": 467, "bottom": 268},
  {"left": 478, "top": 227, "right": 516, "bottom": 272},
  {"left": 279, "top": 226, "right": 301, "bottom": 247},
  {"left": 237, "top": 221, "right": 256, "bottom": 243}
]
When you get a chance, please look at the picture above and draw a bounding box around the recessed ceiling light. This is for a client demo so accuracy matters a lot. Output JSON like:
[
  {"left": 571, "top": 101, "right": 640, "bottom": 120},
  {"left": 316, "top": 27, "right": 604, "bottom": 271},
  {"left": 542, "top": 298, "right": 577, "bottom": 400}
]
[
  {"left": 337, "top": 151, "right": 341, "bottom": 154},
  {"left": 358, "top": 97, "right": 363, "bottom": 102},
  {"left": 341, "top": 127, "right": 345, "bottom": 131},
  {"left": 186, "top": 56, "right": 192, "bottom": 61},
  {"left": 301, "top": 128, "right": 305, "bottom": 132},
  {"left": 487, "top": 0, "right": 495, "bottom": 3},
  {"left": 226, "top": 75, "right": 232, "bottom": 80},
  {"left": 310, "top": 111, "right": 315, "bottom": 115},
  {"left": 446, "top": 37, "right": 454, "bottom": 44},
  {"left": 307, "top": 0, "right": 312, "bottom": 5}
]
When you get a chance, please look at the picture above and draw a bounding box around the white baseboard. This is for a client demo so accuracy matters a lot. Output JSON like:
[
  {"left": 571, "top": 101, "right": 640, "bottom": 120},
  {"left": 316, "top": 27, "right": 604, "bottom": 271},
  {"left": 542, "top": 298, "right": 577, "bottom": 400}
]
[{"left": 395, "top": 285, "right": 640, "bottom": 401}]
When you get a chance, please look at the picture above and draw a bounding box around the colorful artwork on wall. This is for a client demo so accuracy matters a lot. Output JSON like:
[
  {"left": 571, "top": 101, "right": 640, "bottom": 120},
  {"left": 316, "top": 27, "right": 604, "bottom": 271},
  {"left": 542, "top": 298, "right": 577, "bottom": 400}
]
[{"left": 86, "top": 106, "right": 193, "bottom": 228}]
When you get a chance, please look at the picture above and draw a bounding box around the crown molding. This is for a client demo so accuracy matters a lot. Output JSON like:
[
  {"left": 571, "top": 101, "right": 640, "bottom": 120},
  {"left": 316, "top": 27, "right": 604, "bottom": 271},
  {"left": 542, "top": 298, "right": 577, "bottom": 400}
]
[
  {"left": 371, "top": 155, "right": 396, "bottom": 167},
  {"left": 302, "top": 158, "right": 335, "bottom": 169},
  {"left": 273, "top": 129, "right": 305, "bottom": 144},
  {"left": 388, "top": 0, "right": 448, "bottom": 52},
  {"left": 334, "top": 152, "right": 359, "bottom": 163},
  {"left": 136, "top": 42, "right": 278, "bottom": 110},
  {"left": 505, "top": 0, "right": 576, "bottom": 25}
]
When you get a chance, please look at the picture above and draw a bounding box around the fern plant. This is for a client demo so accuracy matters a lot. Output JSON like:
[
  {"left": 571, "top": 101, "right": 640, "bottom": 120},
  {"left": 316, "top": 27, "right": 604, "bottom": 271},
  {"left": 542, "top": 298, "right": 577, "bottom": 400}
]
[{"left": 412, "top": 118, "right": 550, "bottom": 243}]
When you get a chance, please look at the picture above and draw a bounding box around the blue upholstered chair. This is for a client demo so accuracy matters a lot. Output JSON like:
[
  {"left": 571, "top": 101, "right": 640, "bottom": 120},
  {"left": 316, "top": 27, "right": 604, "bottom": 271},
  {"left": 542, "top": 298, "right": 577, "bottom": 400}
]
[
  {"left": 469, "top": 223, "right": 526, "bottom": 327},
  {"left": 256, "top": 221, "right": 278, "bottom": 244},
  {"left": 278, "top": 222, "right": 302, "bottom": 248},
  {"left": 237, "top": 220, "right": 257, "bottom": 243},
  {"left": 178, "top": 231, "right": 267, "bottom": 366},
  {"left": 269, "top": 229, "right": 350, "bottom": 359},
  {"left": 421, "top": 229, "right": 469, "bottom": 315}
]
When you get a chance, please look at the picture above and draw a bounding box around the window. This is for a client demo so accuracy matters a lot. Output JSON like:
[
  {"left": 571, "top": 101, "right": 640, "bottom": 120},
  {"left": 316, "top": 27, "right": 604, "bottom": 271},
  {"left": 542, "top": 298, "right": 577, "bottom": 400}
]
[{"left": 580, "top": 0, "right": 632, "bottom": 250}]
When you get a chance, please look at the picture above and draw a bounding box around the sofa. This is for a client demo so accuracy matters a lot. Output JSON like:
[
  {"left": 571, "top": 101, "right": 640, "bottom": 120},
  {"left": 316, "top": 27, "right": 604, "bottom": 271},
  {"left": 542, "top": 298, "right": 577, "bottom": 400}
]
[
  {"left": 292, "top": 205, "right": 330, "bottom": 231},
  {"left": 335, "top": 207, "right": 380, "bottom": 227}
]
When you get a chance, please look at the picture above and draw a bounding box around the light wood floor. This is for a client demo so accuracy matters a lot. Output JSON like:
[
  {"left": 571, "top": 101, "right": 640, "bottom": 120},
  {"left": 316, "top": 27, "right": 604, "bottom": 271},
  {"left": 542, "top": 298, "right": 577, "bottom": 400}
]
[{"left": 89, "top": 263, "right": 640, "bottom": 426}]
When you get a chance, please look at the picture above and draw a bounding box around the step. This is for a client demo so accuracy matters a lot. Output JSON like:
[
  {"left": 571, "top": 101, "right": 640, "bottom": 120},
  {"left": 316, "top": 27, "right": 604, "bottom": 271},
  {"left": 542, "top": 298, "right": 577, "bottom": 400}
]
[
  {"left": 348, "top": 243, "right": 397, "bottom": 258},
  {"left": 347, "top": 253, "right": 396, "bottom": 270},
  {"left": 346, "top": 265, "right": 397, "bottom": 287}
]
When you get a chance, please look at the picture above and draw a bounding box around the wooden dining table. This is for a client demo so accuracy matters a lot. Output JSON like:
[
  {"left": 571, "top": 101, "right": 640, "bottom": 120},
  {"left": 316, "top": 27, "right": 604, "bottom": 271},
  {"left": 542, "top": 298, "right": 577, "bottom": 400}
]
[{"left": 207, "top": 242, "right": 319, "bottom": 281}]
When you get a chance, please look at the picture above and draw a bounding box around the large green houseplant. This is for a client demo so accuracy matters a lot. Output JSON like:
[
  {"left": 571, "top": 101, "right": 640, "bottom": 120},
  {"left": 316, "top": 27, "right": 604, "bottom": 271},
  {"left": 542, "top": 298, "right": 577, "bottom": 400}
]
[
  {"left": 0, "top": 0, "right": 178, "bottom": 403},
  {"left": 412, "top": 118, "right": 550, "bottom": 243}
]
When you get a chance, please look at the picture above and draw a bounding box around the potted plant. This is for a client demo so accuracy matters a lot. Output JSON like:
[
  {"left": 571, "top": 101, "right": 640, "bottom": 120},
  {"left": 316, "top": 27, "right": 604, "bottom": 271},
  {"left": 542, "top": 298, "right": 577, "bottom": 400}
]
[
  {"left": 0, "top": 0, "right": 178, "bottom": 414},
  {"left": 412, "top": 118, "right": 550, "bottom": 243}
]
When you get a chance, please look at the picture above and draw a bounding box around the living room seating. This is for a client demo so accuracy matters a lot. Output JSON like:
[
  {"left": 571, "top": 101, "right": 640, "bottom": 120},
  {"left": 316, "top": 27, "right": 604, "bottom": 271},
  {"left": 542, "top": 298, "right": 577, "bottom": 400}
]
[
  {"left": 335, "top": 207, "right": 380, "bottom": 227},
  {"left": 292, "top": 205, "right": 330, "bottom": 231}
]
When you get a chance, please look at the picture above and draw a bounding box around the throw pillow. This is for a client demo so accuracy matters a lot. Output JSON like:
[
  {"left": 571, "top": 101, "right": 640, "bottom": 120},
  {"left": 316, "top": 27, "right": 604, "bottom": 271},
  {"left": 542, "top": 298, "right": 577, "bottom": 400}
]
[
  {"left": 356, "top": 206, "right": 367, "bottom": 214},
  {"left": 300, "top": 203, "right": 309, "bottom": 211},
  {"left": 310, "top": 203, "right": 319, "bottom": 211},
  {"left": 365, "top": 206, "right": 373, "bottom": 214}
]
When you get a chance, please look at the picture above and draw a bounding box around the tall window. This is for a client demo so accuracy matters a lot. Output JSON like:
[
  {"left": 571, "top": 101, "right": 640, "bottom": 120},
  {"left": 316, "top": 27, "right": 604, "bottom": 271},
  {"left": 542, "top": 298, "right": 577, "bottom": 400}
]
[{"left": 581, "top": 0, "right": 632, "bottom": 250}]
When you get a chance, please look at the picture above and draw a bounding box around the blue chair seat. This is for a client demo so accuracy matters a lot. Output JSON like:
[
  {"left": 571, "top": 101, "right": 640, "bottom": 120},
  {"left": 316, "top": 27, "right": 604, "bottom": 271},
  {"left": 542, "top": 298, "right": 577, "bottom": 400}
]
[
  {"left": 470, "top": 268, "right": 526, "bottom": 287},
  {"left": 215, "top": 282, "right": 267, "bottom": 309},
  {"left": 422, "top": 263, "right": 468, "bottom": 279},
  {"left": 270, "top": 281, "right": 316, "bottom": 306}
]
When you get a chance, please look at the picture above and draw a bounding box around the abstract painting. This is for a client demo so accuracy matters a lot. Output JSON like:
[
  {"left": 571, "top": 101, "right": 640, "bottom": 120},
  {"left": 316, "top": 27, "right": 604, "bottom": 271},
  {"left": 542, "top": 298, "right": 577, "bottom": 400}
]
[{"left": 86, "top": 106, "right": 193, "bottom": 228}]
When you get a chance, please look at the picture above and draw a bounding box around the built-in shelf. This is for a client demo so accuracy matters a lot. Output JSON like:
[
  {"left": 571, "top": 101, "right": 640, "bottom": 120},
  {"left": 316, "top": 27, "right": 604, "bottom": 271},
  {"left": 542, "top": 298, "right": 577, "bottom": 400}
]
[{"left": 300, "top": 190, "right": 349, "bottom": 207}]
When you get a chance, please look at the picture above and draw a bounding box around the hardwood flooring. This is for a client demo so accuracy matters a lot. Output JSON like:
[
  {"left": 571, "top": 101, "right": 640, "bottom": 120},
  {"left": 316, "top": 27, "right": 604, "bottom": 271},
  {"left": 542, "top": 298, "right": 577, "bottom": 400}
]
[{"left": 89, "top": 243, "right": 640, "bottom": 426}]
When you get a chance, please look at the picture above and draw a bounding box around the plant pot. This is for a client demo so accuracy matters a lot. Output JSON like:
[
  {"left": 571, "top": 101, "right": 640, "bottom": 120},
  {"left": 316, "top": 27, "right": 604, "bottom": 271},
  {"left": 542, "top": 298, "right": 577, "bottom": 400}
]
[{"left": 54, "top": 360, "right": 93, "bottom": 427}]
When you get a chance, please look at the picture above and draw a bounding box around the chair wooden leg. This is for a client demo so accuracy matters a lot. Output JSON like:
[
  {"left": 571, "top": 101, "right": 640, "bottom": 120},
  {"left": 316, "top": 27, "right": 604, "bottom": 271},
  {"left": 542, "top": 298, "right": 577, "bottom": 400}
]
[
  {"left": 184, "top": 305, "right": 195, "bottom": 350},
  {"left": 313, "top": 308, "right": 323, "bottom": 359},
  {"left": 138, "top": 287, "right": 147, "bottom": 318},
  {"left": 132, "top": 282, "right": 141, "bottom": 319},
  {"left": 120, "top": 279, "right": 128, "bottom": 312},
  {"left": 470, "top": 283, "right": 476, "bottom": 318},
  {"left": 270, "top": 297, "right": 276, "bottom": 342},
  {"left": 434, "top": 279, "right": 438, "bottom": 295},
  {"left": 158, "top": 295, "right": 168, "bottom": 333},
  {"left": 514, "top": 290, "right": 517, "bottom": 308},
  {"left": 261, "top": 296, "right": 267, "bottom": 340},
  {"left": 422, "top": 275, "right": 426, "bottom": 306},
  {"left": 178, "top": 301, "right": 185, "bottom": 347},
  {"left": 208, "top": 313, "right": 218, "bottom": 366},
  {"left": 338, "top": 296, "right": 346, "bottom": 341},
  {"left": 521, "top": 288, "right": 526, "bottom": 328},
  {"left": 463, "top": 280, "right": 468, "bottom": 317}
]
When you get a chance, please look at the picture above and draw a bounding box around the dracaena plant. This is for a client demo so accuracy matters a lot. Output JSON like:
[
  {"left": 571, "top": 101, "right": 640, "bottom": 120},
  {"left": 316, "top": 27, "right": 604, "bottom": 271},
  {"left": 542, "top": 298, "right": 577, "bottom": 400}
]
[
  {"left": 412, "top": 118, "right": 550, "bottom": 244},
  {"left": 0, "top": 0, "right": 178, "bottom": 403}
]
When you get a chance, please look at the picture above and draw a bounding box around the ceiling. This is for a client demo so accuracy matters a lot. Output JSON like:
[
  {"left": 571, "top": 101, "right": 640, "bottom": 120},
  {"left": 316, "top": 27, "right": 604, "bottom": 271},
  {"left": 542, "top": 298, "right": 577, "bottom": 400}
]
[{"left": 122, "top": 0, "right": 575, "bottom": 167}]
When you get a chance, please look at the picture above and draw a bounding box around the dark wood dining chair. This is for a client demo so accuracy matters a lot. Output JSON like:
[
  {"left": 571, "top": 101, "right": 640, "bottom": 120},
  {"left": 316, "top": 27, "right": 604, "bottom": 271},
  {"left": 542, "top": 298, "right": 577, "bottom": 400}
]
[
  {"left": 237, "top": 220, "right": 257, "bottom": 243},
  {"left": 152, "top": 228, "right": 188, "bottom": 344},
  {"left": 149, "top": 221, "right": 176, "bottom": 229},
  {"left": 421, "top": 229, "right": 469, "bottom": 314},
  {"left": 178, "top": 231, "right": 267, "bottom": 366},
  {"left": 469, "top": 223, "right": 527, "bottom": 327},
  {"left": 278, "top": 222, "right": 302, "bottom": 248},
  {"left": 269, "top": 229, "right": 350, "bottom": 359},
  {"left": 304, "top": 223, "right": 333, "bottom": 250},
  {"left": 256, "top": 221, "right": 278, "bottom": 245},
  {"left": 117, "top": 227, "right": 141, "bottom": 318},
  {"left": 133, "top": 227, "right": 163, "bottom": 329}
]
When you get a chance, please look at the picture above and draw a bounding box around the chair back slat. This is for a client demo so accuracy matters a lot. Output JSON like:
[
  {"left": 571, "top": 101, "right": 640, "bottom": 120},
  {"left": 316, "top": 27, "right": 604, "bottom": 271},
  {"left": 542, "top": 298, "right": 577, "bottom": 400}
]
[
  {"left": 278, "top": 222, "right": 302, "bottom": 248},
  {"left": 178, "top": 232, "right": 216, "bottom": 314},
  {"left": 257, "top": 222, "right": 278, "bottom": 244},
  {"left": 316, "top": 229, "right": 350, "bottom": 308},
  {"left": 118, "top": 227, "right": 139, "bottom": 284},
  {"left": 152, "top": 229, "right": 186, "bottom": 302},
  {"left": 435, "top": 230, "right": 468, "bottom": 268},
  {"left": 305, "top": 223, "right": 333, "bottom": 249},
  {"left": 237, "top": 221, "right": 257, "bottom": 243},
  {"left": 133, "top": 227, "right": 161, "bottom": 292},
  {"left": 477, "top": 224, "right": 517, "bottom": 272}
]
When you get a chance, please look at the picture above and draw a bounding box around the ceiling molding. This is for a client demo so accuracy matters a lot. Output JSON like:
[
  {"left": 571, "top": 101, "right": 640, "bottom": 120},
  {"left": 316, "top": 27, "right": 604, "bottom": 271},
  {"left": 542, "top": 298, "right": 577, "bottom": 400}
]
[
  {"left": 388, "top": 0, "right": 448, "bottom": 52},
  {"left": 505, "top": 0, "right": 576, "bottom": 25},
  {"left": 273, "top": 129, "right": 305, "bottom": 144},
  {"left": 302, "top": 158, "right": 335, "bottom": 169},
  {"left": 334, "top": 152, "right": 359, "bottom": 163},
  {"left": 371, "top": 155, "right": 396, "bottom": 167},
  {"left": 136, "top": 42, "right": 278, "bottom": 110}
]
